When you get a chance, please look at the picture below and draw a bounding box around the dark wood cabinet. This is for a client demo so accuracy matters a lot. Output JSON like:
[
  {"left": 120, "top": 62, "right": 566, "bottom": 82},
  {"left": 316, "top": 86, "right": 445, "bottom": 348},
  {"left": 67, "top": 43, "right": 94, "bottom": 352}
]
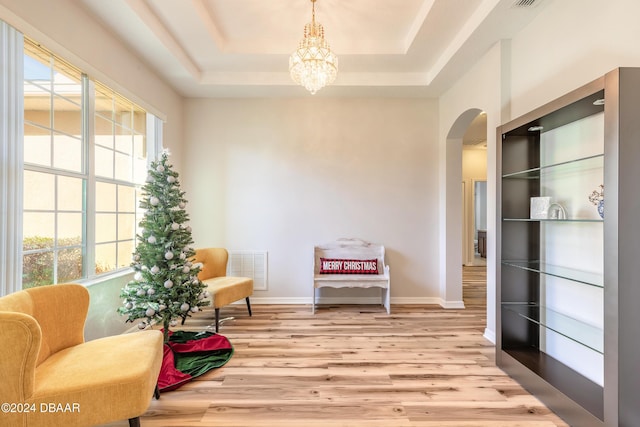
[
  {"left": 497, "top": 68, "right": 640, "bottom": 427},
  {"left": 477, "top": 229, "right": 486, "bottom": 258}
]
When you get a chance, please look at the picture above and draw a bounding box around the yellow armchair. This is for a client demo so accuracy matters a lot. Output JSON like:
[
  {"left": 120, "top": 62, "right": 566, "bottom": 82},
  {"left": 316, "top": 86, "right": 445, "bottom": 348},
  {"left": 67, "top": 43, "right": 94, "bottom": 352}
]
[
  {"left": 193, "top": 248, "right": 253, "bottom": 332},
  {"left": 0, "top": 284, "right": 163, "bottom": 427}
]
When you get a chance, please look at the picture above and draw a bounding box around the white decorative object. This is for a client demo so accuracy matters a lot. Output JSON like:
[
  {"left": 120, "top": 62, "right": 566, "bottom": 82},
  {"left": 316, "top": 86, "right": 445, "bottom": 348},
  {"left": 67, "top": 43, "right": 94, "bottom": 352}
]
[
  {"left": 548, "top": 203, "right": 567, "bottom": 220},
  {"left": 530, "top": 197, "right": 551, "bottom": 219},
  {"left": 312, "top": 238, "right": 390, "bottom": 314}
]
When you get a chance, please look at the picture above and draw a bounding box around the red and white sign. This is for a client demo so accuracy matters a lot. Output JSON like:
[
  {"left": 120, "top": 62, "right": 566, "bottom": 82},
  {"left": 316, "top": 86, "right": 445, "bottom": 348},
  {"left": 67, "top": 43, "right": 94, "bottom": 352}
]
[{"left": 319, "top": 258, "right": 378, "bottom": 274}]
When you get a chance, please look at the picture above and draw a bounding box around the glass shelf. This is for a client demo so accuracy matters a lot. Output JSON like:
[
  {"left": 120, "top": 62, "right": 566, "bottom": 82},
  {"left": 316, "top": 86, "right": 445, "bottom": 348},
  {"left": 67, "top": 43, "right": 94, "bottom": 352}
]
[
  {"left": 502, "top": 260, "right": 603, "bottom": 288},
  {"left": 502, "top": 303, "right": 603, "bottom": 354},
  {"left": 502, "top": 218, "right": 603, "bottom": 223},
  {"left": 502, "top": 153, "right": 603, "bottom": 179}
]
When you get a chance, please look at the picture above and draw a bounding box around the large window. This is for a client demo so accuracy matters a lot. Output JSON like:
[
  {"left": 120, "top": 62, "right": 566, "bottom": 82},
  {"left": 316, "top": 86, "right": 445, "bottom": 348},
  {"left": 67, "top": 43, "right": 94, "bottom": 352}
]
[
  {"left": 22, "top": 39, "right": 150, "bottom": 288},
  {"left": 93, "top": 83, "right": 147, "bottom": 274}
]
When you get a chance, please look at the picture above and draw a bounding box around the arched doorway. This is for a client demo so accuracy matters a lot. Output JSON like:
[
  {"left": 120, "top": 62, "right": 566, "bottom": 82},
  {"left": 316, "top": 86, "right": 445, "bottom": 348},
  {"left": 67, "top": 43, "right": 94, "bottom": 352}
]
[
  {"left": 462, "top": 112, "right": 488, "bottom": 267},
  {"left": 440, "top": 108, "right": 485, "bottom": 308}
]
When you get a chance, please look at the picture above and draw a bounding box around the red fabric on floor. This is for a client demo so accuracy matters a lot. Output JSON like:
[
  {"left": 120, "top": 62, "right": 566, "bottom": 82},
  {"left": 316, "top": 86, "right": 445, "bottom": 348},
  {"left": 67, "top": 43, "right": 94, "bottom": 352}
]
[
  {"left": 157, "top": 343, "right": 193, "bottom": 392},
  {"left": 168, "top": 333, "right": 232, "bottom": 353},
  {"left": 156, "top": 330, "right": 234, "bottom": 392}
]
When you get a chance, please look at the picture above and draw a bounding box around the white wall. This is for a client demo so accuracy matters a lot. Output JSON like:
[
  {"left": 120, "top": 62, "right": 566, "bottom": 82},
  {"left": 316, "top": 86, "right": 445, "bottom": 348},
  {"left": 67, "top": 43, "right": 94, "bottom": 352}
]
[
  {"left": 462, "top": 148, "right": 488, "bottom": 179},
  {"left": 539, "top": 113, "right": 605, "bottom": 385},
  {"left": 182, "top": 98, "right": 440, "bottom": 303},
  {"left": 6, "top": 0, "right": 640, "bottom": 339},
  {"left": 439, "top": 0, "right": 640, "bottom": 343},
  {"left": 511, "top": 0, "right": 640, "bottom": 118},
  {"left": 439, "top": 41, "right": 507, "bottom": 340}
]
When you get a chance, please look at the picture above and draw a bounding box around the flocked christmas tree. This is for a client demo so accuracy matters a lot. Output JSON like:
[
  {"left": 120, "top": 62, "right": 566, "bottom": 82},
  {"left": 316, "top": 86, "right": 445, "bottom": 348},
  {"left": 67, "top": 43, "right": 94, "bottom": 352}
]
[{"left": 118, "top": 151, "right": 209, "bottom": 343}]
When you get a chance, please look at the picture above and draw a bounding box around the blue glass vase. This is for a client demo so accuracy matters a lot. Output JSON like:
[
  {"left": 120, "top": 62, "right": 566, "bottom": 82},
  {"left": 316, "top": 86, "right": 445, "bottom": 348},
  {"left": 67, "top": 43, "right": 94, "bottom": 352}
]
[{"left": 597, "top": 199, "right": 604, "bottom": 219}]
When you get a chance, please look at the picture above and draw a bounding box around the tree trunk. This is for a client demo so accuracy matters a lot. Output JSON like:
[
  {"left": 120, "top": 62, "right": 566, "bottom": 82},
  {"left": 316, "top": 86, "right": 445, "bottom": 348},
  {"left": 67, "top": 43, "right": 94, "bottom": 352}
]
[{"left": 163, "top": 318, "right": 170, "bottom": 343}]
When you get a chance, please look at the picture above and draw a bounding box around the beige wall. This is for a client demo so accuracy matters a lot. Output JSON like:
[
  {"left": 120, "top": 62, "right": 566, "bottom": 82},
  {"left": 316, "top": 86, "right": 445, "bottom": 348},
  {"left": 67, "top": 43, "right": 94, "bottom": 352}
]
[
  {"left": 462, "top": 148, "right": 488, "bottom": 179},
  {"left": 5, "top": 0, "right": 640, "bottom": 340},
  {"left": 182, "top": 98, "right": 441, "bottom": 303},
  {"left": 439, "top": 0, "right": 640, "bottom": 342},
  {"left": 438, "top": 41, "right": 506, "bottom": 335},
  {"left": 0, "top": 0, "right": 184, "bottom": 169},
  {"left": 0, "top": 0, "right": 184, "bottom": 338},
  {"left": 510, "top": 0, "right": 640, "bottom": 119}
]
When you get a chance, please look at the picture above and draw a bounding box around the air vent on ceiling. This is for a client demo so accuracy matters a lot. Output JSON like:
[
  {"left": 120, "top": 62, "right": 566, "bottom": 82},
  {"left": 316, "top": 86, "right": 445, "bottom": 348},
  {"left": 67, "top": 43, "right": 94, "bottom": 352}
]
[{"left": 512, "top": 0, "right": 540, "bottom": 7}]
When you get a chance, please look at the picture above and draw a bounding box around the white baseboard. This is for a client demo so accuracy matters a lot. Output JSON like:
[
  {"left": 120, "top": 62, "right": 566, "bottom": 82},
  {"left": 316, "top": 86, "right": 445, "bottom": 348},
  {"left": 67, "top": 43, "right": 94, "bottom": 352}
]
[
  {"left": 246, "top": 297, "right": 451, "bottom": 306},
  {"left": 247, "top": 297, "right": 310, "bottom": 305},
  {"left": 249, "top": 297, "right": 382, "bottom": 305},
  {"left": 391, "top": 297, "right": 442, "bottom": 305},
  {"left": 483, "top": 328, "right": 496, "bottom": 344},
  {"left": 438, "top": 299, "right": 465, "bottom": 309}
]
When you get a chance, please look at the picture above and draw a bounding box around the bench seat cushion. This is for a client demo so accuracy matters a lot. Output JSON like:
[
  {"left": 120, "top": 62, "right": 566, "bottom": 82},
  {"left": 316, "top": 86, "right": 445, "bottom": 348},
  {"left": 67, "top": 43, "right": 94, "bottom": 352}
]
[{"left": 203, "top": 276, "right": 253, "bottom": 309}]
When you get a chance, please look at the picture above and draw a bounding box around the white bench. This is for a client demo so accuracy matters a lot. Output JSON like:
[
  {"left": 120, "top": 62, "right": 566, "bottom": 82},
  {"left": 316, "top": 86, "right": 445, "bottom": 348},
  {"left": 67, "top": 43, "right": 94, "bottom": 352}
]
[{"left": 312, "top": 238, "right": 391, "bottom": 314}]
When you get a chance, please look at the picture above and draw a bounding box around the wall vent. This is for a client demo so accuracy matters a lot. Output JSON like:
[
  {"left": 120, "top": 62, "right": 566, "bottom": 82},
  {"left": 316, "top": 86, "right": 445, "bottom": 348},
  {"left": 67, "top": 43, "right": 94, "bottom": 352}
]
[
  {"left": 512, "top": 0, "right": 540, "bottom": 7},
  {"left": 228, "top": 250, "right": 268, "bottom": 291}
]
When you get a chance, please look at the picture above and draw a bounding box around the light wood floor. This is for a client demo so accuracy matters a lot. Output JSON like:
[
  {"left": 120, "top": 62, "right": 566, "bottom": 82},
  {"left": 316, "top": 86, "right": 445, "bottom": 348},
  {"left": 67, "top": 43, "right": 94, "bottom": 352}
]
[{"left": 104, "top": 266, "right": 569, "bottom": 427}]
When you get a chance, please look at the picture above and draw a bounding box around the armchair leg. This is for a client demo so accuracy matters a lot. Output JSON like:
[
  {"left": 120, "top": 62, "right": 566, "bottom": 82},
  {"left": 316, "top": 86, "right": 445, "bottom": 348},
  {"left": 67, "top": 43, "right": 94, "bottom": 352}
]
[
  {"left": 245, "top": 297, "right": 252, "bottom": 316},
  {"left": 129, "top": 417, "right": 141, "bottom": 427},
  {"left": 215, "top": 308, "right": 220, "bottom": 333}
]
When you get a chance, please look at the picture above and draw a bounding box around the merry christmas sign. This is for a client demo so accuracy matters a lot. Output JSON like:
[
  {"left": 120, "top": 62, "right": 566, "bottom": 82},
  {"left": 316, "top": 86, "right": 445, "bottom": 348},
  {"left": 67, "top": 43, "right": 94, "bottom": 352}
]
[{"left": 319, "top": 258, "right": 379, "bottom": 274}]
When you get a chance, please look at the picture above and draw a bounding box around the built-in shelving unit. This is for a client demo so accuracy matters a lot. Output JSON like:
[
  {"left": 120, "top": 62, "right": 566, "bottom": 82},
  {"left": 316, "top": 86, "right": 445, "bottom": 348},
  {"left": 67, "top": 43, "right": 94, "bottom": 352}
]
[{"left": 497, "top": 68, "right": 640, "bottom": 427}]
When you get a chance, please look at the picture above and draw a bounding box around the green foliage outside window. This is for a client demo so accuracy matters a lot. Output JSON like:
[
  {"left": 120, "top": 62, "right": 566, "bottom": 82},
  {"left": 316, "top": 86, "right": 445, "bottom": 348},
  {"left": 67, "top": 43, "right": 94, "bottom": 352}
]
[{"left": 22, "top": 237, "right": 108, "bottom": 288}]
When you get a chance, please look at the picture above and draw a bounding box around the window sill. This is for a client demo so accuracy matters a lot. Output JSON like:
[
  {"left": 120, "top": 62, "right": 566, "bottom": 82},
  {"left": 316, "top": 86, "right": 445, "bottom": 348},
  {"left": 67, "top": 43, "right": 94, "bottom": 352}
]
[{"left": 80, "top": 268, "right": 134, "bottom": 288}]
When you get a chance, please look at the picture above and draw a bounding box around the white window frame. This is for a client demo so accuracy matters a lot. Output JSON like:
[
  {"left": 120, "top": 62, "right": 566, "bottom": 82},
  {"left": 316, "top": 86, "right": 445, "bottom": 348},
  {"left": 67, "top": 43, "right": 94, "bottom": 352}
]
[
  {"left": 3, "top": 27, "right": 164, "bottom": 293},
  {"left": 0, "top": 22, "right": 24, "bottom": 296}
]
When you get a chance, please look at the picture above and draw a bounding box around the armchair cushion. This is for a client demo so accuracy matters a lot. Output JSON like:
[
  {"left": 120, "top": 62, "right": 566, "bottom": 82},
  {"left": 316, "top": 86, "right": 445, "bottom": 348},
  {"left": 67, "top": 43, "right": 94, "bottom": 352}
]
[
  {"left": 0, "top": 284, "right": 163, "bottom": 427},
  {"left": 193, "top": 248, "right": 254, "bottom": 332}
]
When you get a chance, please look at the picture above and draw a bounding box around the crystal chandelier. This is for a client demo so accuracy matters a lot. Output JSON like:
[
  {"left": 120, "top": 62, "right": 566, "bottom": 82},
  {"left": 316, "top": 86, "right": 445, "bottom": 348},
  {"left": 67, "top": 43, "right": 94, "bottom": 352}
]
[{"left": 289, "top": 0, "right": 338, "bottom": 95}]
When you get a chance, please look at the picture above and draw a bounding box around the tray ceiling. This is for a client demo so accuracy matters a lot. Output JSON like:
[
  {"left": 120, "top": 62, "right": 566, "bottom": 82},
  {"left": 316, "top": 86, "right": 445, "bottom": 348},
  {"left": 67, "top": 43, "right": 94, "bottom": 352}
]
[{"left": 79, "top": 0, "right": 548, "bottom": 97}]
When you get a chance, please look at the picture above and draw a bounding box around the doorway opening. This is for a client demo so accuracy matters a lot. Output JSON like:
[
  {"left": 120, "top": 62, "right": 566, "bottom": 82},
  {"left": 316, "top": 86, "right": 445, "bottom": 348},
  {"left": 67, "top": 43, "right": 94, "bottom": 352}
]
[
  {"left": 461, "top": 112, "right": 487, "bottom": 268},
  {"left": 461, "top": 111, "right": 487, "bottom": 318},
  {"left": 442, "top": 108, "right": 487, "bottom": 310}
]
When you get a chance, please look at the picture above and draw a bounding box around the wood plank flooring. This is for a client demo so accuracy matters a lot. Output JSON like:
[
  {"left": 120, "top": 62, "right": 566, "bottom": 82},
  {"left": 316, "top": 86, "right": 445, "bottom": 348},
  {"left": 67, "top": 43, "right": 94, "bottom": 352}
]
[{"left": 103, "top": 266, "right": 568, "bottom": 427}]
